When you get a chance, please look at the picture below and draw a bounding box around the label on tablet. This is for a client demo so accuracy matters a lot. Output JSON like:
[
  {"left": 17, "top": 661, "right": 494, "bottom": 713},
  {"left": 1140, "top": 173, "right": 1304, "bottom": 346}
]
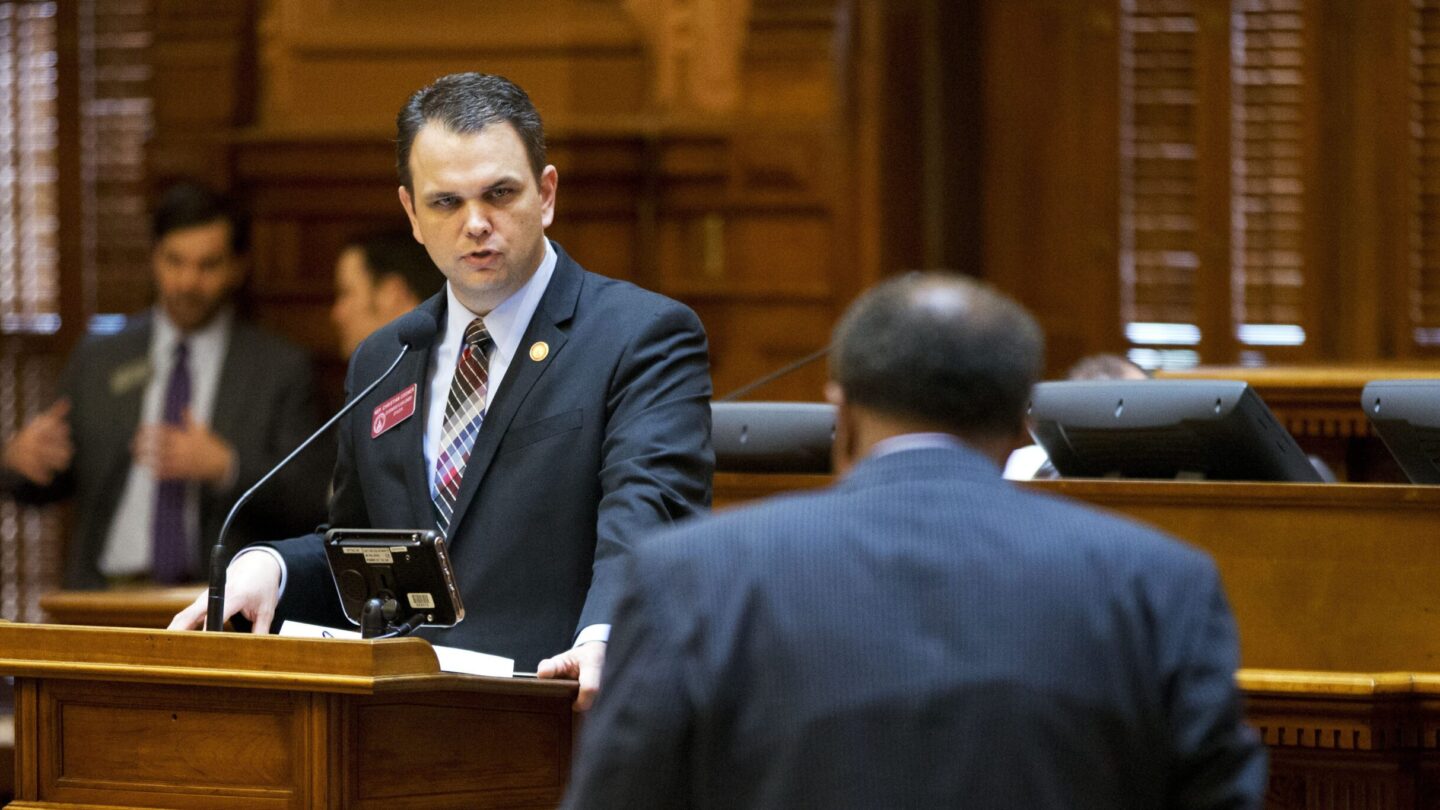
[
  {"left": 408, "top": 592, "right": 436, "bottom": 609},
  {"left": 344, "top": 548, "right": 393, "bottom": 564}
]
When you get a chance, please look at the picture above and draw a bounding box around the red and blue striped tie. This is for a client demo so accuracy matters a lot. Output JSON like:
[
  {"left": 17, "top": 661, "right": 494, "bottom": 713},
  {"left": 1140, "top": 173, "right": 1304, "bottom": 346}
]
[{"left": 432, "top": 318, "right": 493, "bottom": 535}]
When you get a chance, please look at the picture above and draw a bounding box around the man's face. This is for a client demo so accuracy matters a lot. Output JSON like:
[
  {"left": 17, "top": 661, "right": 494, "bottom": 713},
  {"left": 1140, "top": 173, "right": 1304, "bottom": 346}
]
[
  {"left": 331, "top": 246, "right": 385, "bottom": 357},
  {"left": 397, "top": 121, "right": 557, "bottom": 315},
  {"left": 152, "top": 219, "right": 244, "bottom": 332}
]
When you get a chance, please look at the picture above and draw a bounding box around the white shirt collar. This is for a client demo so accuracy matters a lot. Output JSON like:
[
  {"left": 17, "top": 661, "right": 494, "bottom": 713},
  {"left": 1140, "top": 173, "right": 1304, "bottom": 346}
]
[
  {"left": 151, "top": 304, "right": 234, "bottom": 359},
  {"left": 441, "top": 238, "right": 557, "bottom": 364},
  {"left": 867, "top": 432, "right": 969, "bottom": 459}
]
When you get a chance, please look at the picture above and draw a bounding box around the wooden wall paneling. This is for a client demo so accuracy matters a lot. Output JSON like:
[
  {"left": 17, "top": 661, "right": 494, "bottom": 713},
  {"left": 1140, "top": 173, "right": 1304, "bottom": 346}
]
[
  {"left": 546, "top": 133, "right": 650, "bottom": 288},
  {"left": 742, "top": 0, "right": 841, "bottom": 119},
  {"left": 257, "top": 0, "right": 648, "bottom": 134},
  {"left": 650, "top": 125, "right": 839, "bottom": 399},
  {"left": 150, "top": 0, "right": 255, "bottom": 185},
  {"left": 1310, "top": 0, "right": 1411, "bottom": 361},
  {"left": 1407, "top": 0, "right": 1440, "bottom": 358},
  {"left": 625, "top": 0, "right": 752, "bottom": 114},
  {"left": 233, "top": 136, "right": 418, "bottom": 405},
  {"left": 865, "top": 0, "right": 925, "bottom": 281},
  {"left": 845, "top": 0, "right": 886, "bottom": 303},
  {"left": 1192, "top": 0, "right": 1236, "bottom": 364},
  {"left": 697, "top": 300, "right": 833, "bottom": 401},
  {"left": 982, "top": 0, "right": 1122, "bottom": 376},
  {"left": 228, "top": 0, "right": 864, "bottom": 409},
  {"left": 861, "top": 0, "right": 984, "bottom": 278},
  {"left": 933, "top": 0, "right": 985, "bottom": 278}
]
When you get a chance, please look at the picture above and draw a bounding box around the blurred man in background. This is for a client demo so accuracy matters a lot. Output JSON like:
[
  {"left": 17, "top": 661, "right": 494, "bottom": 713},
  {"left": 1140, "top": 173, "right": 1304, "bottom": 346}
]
[
  {"left": 331, "top": 229, "right": 442, "bottom": 356},
  {"left": 0, "top": 181, "right": 329, "bottom": 588}
]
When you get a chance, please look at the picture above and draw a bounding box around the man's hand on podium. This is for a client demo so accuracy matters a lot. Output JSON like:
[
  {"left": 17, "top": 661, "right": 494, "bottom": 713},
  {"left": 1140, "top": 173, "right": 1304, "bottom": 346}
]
[
  {"left": 538, "top": 640, "right": 605, "bottom": 711},
  {"left": 167, "top": 552, "right": 282, "bottom": 633}
]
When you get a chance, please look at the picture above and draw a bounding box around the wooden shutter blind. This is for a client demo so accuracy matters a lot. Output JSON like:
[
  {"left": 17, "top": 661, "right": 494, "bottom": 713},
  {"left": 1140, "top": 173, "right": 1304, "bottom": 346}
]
[
  {"left": 0, "top": 0, "right": 152, "bottom": 621},
  {"left": 0, "top": 1, "right": 59, "bottom": 336},
  {"left": 1120, "top": 0, "right": 1314, "bottom": 366},
  {"left": 79, "top": 0, "right": 152, "bottom": 323},
  {"left": 0, "top": 0, "right": 62, "bottom": 621},
  {"left": 1230, "top": 0, "right": 1309, "bottom": 358},
  {"left": 1119, "top": 0, "right": 1204, "bottom": 370},
  {"left": 1412, "top": 0, "right": 1440, "bottom": 347}
]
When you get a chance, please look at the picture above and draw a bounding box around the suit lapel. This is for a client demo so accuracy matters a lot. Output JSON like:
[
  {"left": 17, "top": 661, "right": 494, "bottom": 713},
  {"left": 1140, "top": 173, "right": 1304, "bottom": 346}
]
[
  {"left": 444, "top": 251, "right": 581, "bottom": 539},
  {"left": 404, "top": 293, "right": 448, "bottom": 528},
  {"left": 209, "top": 322, "right": 249, "bottom": 441}
]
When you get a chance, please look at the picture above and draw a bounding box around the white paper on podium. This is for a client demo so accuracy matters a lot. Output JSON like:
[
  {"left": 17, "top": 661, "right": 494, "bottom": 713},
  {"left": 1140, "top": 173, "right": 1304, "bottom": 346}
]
[{"left": 278, "top": 620, "right": 515, "bottom": 677}]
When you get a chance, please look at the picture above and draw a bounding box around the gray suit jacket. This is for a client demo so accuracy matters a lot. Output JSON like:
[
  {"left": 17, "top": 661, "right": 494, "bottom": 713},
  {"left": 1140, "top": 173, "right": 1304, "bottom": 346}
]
[
  {"left": 566, "top": 443, "right": 1267, "bottom": 810},
  {"left": 6, "top": 313, "right": 330, "bottom": 588}
]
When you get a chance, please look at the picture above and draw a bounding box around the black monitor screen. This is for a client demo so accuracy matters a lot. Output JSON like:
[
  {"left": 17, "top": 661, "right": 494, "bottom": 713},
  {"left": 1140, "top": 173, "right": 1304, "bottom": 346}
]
[
  {"left": 711, "top": 402, "right": 835, "bottom": 474},
  {"left": 1028, "top": 379, "right": 1322, "bottom": 482},
  {"left": 1361, "top": 379, "right": 1440, "bottom": 484}
]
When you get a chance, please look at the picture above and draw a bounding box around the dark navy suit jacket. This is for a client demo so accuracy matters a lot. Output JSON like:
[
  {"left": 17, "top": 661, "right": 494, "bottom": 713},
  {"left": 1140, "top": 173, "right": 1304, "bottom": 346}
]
[
  {"left": 268, "top": 243, "right": 714, "bottom": 669},
  {"left": 566, "top": 443, "right": 1267, "bottom": 809},
  {"left": 4, "top": 314, "right": 328, "bottom": 589}
]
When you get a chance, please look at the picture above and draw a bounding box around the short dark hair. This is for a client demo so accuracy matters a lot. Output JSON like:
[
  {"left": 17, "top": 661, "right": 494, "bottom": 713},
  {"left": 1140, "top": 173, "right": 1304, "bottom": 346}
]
[
  {"left": 152, "top": 181, "right": 248, "bottom": 254},
  {"left": 830, "top": 272, "right": 1044, "bottom": 437},
  {"left": 347, "top": 230, "right": 443, "bottom": 302},
  {"left": 395, "top": 72, "right": 547, "bottom": 190}
]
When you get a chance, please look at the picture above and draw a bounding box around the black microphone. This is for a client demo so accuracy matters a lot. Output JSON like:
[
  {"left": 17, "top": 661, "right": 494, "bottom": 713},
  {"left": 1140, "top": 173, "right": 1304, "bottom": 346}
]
[{"left": 204, "top": 309, "right": 440, "bottom": 632}]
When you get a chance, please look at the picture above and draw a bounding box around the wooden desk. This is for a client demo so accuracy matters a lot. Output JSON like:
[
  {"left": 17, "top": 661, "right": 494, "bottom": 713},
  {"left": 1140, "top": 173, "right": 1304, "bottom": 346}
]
[
  {"left": 0, "top": 623, "right": 577, "bottom": 810},
  {"left": 1025, "top": 479, "right": 1440, "bottom": 672}
]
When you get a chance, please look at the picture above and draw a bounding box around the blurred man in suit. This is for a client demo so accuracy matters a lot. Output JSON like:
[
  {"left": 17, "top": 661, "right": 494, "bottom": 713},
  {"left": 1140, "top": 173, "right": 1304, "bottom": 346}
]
[
  {"left": 565, "top": 272, "right": 1266, "bottom": 809},
  {"left": 1, "top": 181, "right": 329, "bottom": 588},
  {"left": 331, "top": 229, "right": 443, "bottom": 357},
  {"left": 171, "top": 73, "right": 713, "bottom": 710}
]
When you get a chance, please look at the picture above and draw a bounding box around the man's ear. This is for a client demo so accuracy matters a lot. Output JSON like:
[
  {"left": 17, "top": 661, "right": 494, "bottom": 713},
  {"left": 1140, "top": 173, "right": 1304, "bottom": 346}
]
[
  {"left": 538, "top": 165, "right": 558, "bottom": 229},
  {"left": 825, "top": 382, "right": 856, "bottom": 476}
]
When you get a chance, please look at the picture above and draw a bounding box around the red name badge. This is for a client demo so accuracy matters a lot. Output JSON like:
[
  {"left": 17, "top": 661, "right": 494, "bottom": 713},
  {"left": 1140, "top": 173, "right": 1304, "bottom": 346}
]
[{"left": 372, "top": 384, "right": 417, "bottom": 438}]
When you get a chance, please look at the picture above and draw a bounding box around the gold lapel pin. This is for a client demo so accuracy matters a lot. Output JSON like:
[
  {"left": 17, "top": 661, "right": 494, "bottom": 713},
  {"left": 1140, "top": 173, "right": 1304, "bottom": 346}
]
[{"left": 529, "top": 341, "right": 549, "bottom": 362}]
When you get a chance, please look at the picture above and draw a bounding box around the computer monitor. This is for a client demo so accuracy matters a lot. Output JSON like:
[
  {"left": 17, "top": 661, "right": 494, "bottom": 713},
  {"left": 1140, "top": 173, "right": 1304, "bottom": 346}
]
[
  {"left": 1027, "top": 379, "right": 1323, "bottom": 482},
  {"left": 1360, "top": 379, "right": 1440, "bottom": 484},
  {"left": 710, "top": 402, "right": 835, "bottom": 474}
]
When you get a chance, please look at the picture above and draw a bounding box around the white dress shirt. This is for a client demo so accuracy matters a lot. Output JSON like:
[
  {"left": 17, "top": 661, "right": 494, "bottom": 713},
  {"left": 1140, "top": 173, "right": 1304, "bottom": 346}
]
[{"left": 100, "top": 307, "right": 234, "bottom": 578}]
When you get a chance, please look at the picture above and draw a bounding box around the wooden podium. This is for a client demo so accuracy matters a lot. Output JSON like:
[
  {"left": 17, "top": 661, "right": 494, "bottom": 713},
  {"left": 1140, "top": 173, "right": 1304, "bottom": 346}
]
[{"left": 0, "top": 623, "right": 578, "bottom": 809}]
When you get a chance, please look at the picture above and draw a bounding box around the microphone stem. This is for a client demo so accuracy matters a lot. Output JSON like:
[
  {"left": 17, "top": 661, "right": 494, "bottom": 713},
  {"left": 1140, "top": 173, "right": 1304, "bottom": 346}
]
[
  {"left": 204, "top": 344, "right": 414, "bottom": 632},
  {"left": 719, "top": 345, "right": 831, "bottom": 402}
]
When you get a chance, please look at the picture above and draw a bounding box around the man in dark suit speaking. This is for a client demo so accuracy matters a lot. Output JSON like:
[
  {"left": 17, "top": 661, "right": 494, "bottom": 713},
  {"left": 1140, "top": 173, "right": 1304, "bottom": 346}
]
[
  {"left": 2, "top": 182, "right": 327, "bottom": 589},
  {"left": 171, "top": 73, "right": 713, "bottom": 709},
  {"left": 565, "top": 273, "right": 1266, "bottom": 808}
]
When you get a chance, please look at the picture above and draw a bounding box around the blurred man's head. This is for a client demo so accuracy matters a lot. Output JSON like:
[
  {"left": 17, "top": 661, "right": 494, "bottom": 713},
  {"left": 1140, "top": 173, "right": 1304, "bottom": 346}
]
[
  {"left": 1067, "top": 353, "right": 1149, "bottom": 381},
  {"left": 151, "top": 182, "right": 248, "bottom": 333},
  {"left": 331, "top": 230, "right": 441, "bottom": 356},
  {"left": 826, "top": 272, "right": 1044, "bottom": 472}
]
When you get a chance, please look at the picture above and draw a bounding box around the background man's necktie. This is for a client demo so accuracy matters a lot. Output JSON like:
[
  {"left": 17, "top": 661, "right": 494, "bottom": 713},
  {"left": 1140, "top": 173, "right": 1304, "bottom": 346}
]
[
  {"left": 433, "top": 318, "right": 493, "bottom": 535},
  {"left": 152, "top": 341, "right": 190, "bottom": 583}
]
